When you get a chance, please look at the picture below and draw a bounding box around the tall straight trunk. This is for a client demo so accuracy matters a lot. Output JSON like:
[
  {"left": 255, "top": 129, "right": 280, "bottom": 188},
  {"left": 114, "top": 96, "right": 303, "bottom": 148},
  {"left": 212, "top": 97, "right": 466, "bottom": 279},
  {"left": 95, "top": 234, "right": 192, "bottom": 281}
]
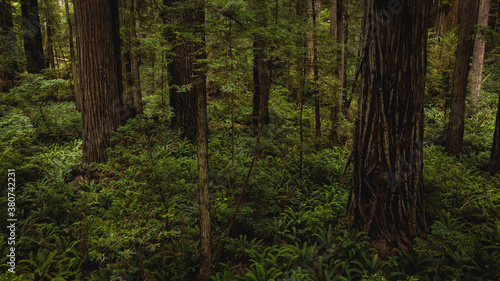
[
  {"left": 21, "top": 0, "right": 45, "bottom": 73},
  {"left": 0, "top": 0, "right": 18, "bottom": 91},
  {"left": 330, "top": 0, "right": 346, "bottom": 140},
  {"left": 330, "top": 0, "right": 337, "bottom": 37},
  {"left": 445, "top": 0, "right": 480, "bottom": 155},
  {"left": 312, "top": 0, "right": 321, "bottom": 139},
  {"left": 295, "top": 0, "right": 306, "bottom": 104},
  {"left": 252, "top": 38, "right": 271, "bottom": 127},
  {"left": 121, "top": 0, "right": 136, "bottom": 119},
  {"left": 64, "top": 0, "right": 81, "bottom": 111},
  {"left": 471, "top": 0, "right": 491, "bottom": 100},
  {"left": 163, "top": 0, "right": 202, "bottom": 142},
  {"left": 44, "top": 0, "right": 54, "bottom": 69},
  {"left": 132, "top": 14, "right": 143, "bottom": 114},
  {"left": 196, "top": 33, "right": 211, "bottom": 281},
  {"left": 74, "top": 0, "right": 124, "bottom": 163},
  {"left": 489, "top": 94, "right": 500, "bottom": 173},
  {"left": 348, "top": 0, "right": 430, "bottom": 255}
]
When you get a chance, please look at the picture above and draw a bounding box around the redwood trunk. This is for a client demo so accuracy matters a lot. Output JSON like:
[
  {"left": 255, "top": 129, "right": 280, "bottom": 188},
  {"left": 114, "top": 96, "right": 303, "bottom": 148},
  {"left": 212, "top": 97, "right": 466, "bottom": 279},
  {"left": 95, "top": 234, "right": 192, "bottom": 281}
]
[
  {"left": 0, "top": 0, "right": 18, "bottom": 91},
  {"left": 445, "top": 0, "right": 480, "bottom": 155},
  {"left": 74, "top": 0, "right": 124, "bottom": 163},
  {"left": 21, "top": 0, "right": 45, "bottom": 73},
  {"left": 471, "top": 0, "right": 491, "bottom": 100},
  {"left": 348, "top": 0, "right": 429, "bottom": 255}
]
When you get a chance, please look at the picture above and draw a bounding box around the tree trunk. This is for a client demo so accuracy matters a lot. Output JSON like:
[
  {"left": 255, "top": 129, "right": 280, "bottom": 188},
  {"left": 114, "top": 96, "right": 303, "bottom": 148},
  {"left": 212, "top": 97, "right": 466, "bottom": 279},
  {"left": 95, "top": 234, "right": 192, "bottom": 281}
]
[
  {"left": 489, "top": 94, "right": 500, "bottom": 174},
  {"left": 0, "top": 0, "right": 18, "bottom": 92},
  {"left": 252, "top": 37, "right": 271, "bottom": 127},
  {"left": 44, "top": 0, "right": 54, "bottom": 69},
  {"left": 312, "top": 0, "right": 321, "bottom": 139},
  {"left": 330, "top": 0, "right": 337, "bottom": 37},
  {"left": 163, "top": 0, "right": 203, "bottom": 143},
  {"left": 445, "top": 0, "right": 480, "bottom": 155},
  {"left": 434, "top": 0, "right": 460, "bottom": 39},
  {"left": 74, "top": 0, "right": 124, "bottom": 163},
  {"left": 132, "top": 14, "right": 143, "bottom": 115},
  {"left": 295, "top": 0, "right": 306, "bottom": 104},
  {"left": 121, "top": 0, "right": 136, "bottom": 119},
  {"left": 21, "top": 0, "right": 45, "bottom": 73},
  {"left": 348, "top": 0, "right": 429, "bottom": 255},
  {"left": 330, "top": 0, "right": 346, "bottom": 141},
  {"left": 196, "top": 31, "right": 212, "bottom": 281},
  {"left": 471, "top": 0, "right": 491, "bottom": 100},
  {"left": 63, "top": 0, "right": 81, "bottom": 111}
]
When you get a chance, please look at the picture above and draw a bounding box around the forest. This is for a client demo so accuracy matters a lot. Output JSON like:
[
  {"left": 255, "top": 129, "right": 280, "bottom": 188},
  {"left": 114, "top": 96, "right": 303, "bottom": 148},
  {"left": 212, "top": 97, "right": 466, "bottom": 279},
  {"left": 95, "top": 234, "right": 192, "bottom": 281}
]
[{"left": 0, "top": 0, "right": 500, "bottom": 280}]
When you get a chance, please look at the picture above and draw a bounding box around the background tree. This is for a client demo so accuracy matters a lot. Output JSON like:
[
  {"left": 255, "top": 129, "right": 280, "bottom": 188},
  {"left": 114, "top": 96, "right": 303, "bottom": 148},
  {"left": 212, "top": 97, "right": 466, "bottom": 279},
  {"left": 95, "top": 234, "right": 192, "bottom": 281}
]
[
  {"left": 63, "top": 0, "right": 81, "bottom": 111},
  {"left": 445, "top": 0, "right": 480, "bottom": 155},
  {"left": 348, "top": 0, "right": 429, "bottom": 254},
  {"left": 471, "top": 0, "right": 491, "bottom": 100},
  {"left": 21, "top": 0, "right": 45, "bottom": 73},
  {"left": 74, "top": 0, "right": 124, "bottom": 163},
  {"left": 0, "top": 0, "right": 19, "bottom": 92}
]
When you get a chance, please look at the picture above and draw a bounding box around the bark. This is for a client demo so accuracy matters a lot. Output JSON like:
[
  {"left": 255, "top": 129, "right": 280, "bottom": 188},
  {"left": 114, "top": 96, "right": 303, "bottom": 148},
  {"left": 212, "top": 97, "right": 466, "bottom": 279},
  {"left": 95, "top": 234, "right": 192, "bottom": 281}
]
[
  {"left": 196, "top": 35, "right": 211, "bottom": 281},
  {"left": 434, "top": 0, "right": 460, "bottom": 39},
  {"left": 63, "top": 0, "right": 81, "bottom": 111},
  {"left": 21, "top": 0, "right": 45, "bottom": 73},
  {"left": 489, "top": 94, "right": 500, "bottom": 174},
  {"left": 132, "top": 15, "right": 143, "bottom": 115},
  {"left": 74, "top": 0, "right": 124, "bottom": 163},
  {"left": 44, "top": 0, "right": 54, "bottom": 69},
  {"left": 330, "top": 0, "right": 337, "bottom": 37},
  {"left": 312, "top": 0, "right": 321, "bottom": 139},
  {"left": 295, "top": 0, "right": 306, "bottom": 104},
  {"left": 471, "top": 0, "right": 491, "bottom": 100},
  {"left": 445, "top": 0, "right": 480, "bottom": 155},
  {"left": 163, "top": 0, "right": 203, "bottom": 143},
  {"left": 348, "top": 0, "right": 429, "bottom": 255},
  {"left": 330, "top": 0, "right": 346, "bottom": 141},
  {"left": 0, "top": 0, "right": 18, "bottom": 91},
  {"left": 121, "top": 0, "right": 136, "bottom": 119}
]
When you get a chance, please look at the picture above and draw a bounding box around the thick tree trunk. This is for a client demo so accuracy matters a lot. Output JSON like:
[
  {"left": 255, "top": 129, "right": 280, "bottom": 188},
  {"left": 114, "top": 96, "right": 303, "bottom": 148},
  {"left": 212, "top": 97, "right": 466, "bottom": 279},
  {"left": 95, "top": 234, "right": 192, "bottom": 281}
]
[
  {"left": 21, "top": 0, "right": 45, "bottom": 73},
  {"left": 489, "top": 94, "right": 500, "bottom": 174},
  {"left": 0, "top": 0, "right": 18, "bottom": 92},
  {"left": 163, "top": 0, "right": 203, "bottom": 143},
  {"left": 434, "top": 0, "right": 460, "bottom": 39},
  {"left": 471, "top": 0, "right": 491, "bottom": 100},
  {"left": 445, "top": 0, "right": 480, "bottom": 155},
  {"left": 252, "top": 38, "right": 271, "bottom": 127},
  {"left": 63, "top": 0, "right": 81, "bottom": 111},
  {"left": 74, "top": 0, "right": 124, "bottom": 163},
  {"left": 348, "top": 0, "right": 429, "bottom": 255},
  {"left": 295, "top": 0, "right": 306, "bottom": 104},
  {"left": 330, "top": 0, "right": 337, "bottom": 37}
]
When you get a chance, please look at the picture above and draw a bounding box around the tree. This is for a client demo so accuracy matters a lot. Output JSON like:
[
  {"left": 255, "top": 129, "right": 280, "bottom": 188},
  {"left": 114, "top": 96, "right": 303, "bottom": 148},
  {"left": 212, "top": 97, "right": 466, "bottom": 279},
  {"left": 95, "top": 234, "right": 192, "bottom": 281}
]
[
  {"left": 490, "top": 94, "right": 500, "bottom": 173},
  {"left": 163, "top": 0, "right": 204, "bottom": 142},
  {"left": 433, "top": 0, "right": 460, "bottom": 40},
  {"left": 348, "top": 0, "right": 429, "bottom": 254},
  {"left": 74, "top": 0, "right": 125, "bottom": 163},
  {"left": 21, "top": 0, "right": 45, "bottom": 73},
  {"left": 0, "top": 0, "right": 18, "bottom": 92},
  {"left": 445, "top": 0, "right": 480, "bottom": 155},
  {"left": 471, "top": 0, "right": 491, "bottom": 100},
  {"left": 63, "top": 0, "right": 81, "bottom": 111}
]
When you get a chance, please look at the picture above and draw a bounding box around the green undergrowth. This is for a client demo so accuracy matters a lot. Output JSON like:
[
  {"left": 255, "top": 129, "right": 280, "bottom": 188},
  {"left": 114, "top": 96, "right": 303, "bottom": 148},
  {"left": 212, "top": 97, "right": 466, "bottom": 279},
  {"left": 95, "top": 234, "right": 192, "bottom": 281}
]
[{"left": 0, "top": 74, "right": 499, "bottom": 280}]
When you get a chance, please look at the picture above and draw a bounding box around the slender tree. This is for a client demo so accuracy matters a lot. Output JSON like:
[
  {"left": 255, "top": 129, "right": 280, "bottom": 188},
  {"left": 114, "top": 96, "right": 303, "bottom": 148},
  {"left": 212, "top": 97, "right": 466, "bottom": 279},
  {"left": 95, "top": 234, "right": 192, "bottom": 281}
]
[
  {"left": 21, "top": 0, "right": 45, "bottom": 73},
  {"left": 445, "top": 0, "right": 480, "bottom": 155},
  {"left": 74, "top": 0, "right": 124, "bottom": 163},
  {"left": 471, "top": 0, "right": 491, "bottom": 100},
  {"left": 330, "top": 0, "right": 346, "bottom": 140},
  {"left": 348, "top": 0, "right": 429, "bottom": 254},
  {"left": 43, "top": 0, "right": 54, "bottom": 69},
  {"left": 63, "top": 0, "right": 81, "bottom": 111},
  {"left": 490, "top": 94, "right": 500, "bottom": 174}
]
